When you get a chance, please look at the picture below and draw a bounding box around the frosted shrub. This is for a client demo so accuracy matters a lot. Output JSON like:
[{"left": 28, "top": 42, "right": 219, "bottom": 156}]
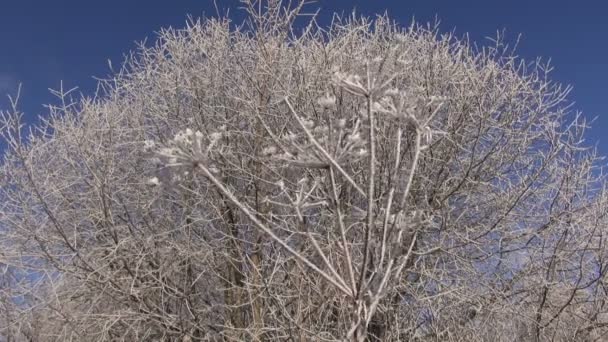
[{"left": 1, "top": 1, "right": 607, "bottom": 341}]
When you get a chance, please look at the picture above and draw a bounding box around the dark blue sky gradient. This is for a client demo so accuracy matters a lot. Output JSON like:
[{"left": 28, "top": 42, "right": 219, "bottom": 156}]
[{"left": 1, "top": 1, "right": 606, "bottom": 153}]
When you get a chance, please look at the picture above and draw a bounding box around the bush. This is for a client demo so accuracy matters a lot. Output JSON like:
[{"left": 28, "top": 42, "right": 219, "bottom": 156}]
[{"left": 1, "top": 1, "right": 607, "bottom": 341}]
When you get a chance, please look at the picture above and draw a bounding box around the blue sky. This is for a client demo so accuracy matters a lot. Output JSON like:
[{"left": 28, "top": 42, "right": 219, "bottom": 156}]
[{"left": 1, "top": 1, "right": 606, "bottom": 154}]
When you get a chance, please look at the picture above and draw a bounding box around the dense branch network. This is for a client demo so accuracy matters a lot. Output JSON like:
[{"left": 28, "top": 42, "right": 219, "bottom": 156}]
[{"left": 1, "top": 1, "right": 607, "bottom": 341}]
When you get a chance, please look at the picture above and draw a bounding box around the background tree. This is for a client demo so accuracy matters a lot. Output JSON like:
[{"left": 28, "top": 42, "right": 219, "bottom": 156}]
[{"left": 1, "top": 1, "right": 608, "bottom": 341}]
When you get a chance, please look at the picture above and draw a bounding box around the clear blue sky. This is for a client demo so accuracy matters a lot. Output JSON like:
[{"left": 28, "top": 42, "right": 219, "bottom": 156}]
[{"left": 1, "top": 1, "right": 606, "bottom": 154}]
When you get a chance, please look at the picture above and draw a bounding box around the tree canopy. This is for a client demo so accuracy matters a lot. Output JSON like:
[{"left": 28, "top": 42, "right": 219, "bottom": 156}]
[{"left": 1, "top": 1, "right": 607, "bottom": 341}]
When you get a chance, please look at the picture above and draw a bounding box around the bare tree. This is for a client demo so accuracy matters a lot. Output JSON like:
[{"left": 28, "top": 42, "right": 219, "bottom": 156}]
[{"left": 1, "top": 1, "right": 608, "bottom": 341}]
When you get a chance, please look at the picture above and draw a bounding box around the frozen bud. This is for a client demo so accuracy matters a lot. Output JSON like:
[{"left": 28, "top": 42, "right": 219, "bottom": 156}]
[
  {"left": 262, "top": 146, "right": 277, "bottom": 156},
  {"left": 314, "top": 126, "right": 328, "bottom": 134},
  {"left": 286, "top": 132, "right": 298, "bottom": 141},
  {"left": 174, "top": 131, "right": 184, "bottom": 141},
  {"left": 209, "top": 166, "right": 220, "bottom": 174},
  {"left": 185, "top": 128, "right": 193, "bottom": 136},
  {"left": 332, "top": 71, "right": 347, "bottom": 81},
  {"left": 195, "top": 131, "right": 204, "bottom": 139},
  {"left": 429, "top": 95, "right": 446, "bottom": 104},
  {"left": 347, "top": 132, "right": 361, "bottom": 143},
  {"left": 276, "top": 152, "right": 292, "bottom": 160},
  {"left": 317, "top": 94, "right": 337, "bottom": 109},
  {"left": 337, "top": 119, "right": 346, "bottom": 128},
  {"left": 276, "top": 180, "right": 285, "bottom": 190},
  {"left": 150, "top": 157, "right": 162, "bottom": 165},
  {"left": 384, "top": 88, "right": 400, "bottom": 97},
  {"left": 356, "top": 148, "right": 368, "bottom": 157},
  {"left": 143, "top": 140, "right": 156, "bottom": 151},
  {"left": 397, "top": 58, "right": 411, "bottom": 66},
  {"left": 147, "top": 177, "right": 160, "bottom": 186},
  {"left": 346, "top": 74, "right": 362, "bottom": 85},
  {"left": 210, "top": 132, "right": 222, "bottom": 141},
  {"left": 372, "top": 102, "right": 386, "bottom": 113},
  {"left": 303, "top": 119, "right": 314, "bottom": 129}
]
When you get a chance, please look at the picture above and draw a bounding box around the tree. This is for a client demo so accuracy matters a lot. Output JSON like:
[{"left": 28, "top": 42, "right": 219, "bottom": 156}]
[{"left": 1, "top": 1, "right": 608, "bottom": 341}]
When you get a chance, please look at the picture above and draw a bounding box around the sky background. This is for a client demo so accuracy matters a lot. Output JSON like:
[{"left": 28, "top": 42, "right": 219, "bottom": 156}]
[{"left": 0, "top": 0, "right": 606, "bottom": 154}]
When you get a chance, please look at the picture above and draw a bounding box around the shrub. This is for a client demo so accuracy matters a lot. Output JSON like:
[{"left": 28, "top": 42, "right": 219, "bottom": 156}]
[{"left": 1, "top": 1, "right": 607, "bottom": 341}]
